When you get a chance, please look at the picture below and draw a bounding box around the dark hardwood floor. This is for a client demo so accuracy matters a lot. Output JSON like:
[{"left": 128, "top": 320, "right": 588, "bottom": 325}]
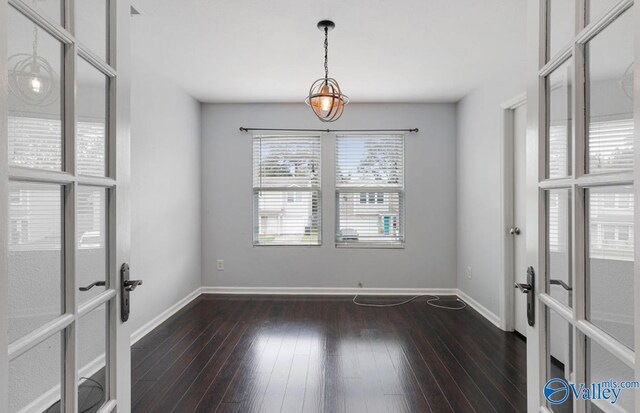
[{"left": 130, "top": 295, "right": 527, "bottom": 413}]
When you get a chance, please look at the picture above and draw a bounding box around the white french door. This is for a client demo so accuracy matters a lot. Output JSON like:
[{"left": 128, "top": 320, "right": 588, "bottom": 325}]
[
  {"left": 525, "top": 0, "right": 639, "bottom": 412},
  {"left": 0, "top": 0, "right": 132, "bottom": 412}
]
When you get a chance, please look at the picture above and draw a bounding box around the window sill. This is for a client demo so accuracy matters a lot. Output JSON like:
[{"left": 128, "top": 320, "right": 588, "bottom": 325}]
[{"left": 335, "top": 242, "right": 405, "bottom": 249}]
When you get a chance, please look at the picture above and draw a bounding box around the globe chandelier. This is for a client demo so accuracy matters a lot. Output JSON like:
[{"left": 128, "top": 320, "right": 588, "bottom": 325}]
[{"left": 305, "top": 20, "right": 349, "bottom": 122}]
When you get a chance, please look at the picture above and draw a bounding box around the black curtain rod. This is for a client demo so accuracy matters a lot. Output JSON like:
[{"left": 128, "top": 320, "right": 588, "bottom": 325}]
[{"left": 239, "top": 127, "right": 419, "bottom": 133}]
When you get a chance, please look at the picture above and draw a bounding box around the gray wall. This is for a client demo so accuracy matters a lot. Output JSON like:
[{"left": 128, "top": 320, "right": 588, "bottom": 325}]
[
  {"left": 201, "top": 103, "right": 457, "bottom": 290},
  {"left": 128, "top": 61, "right": 202, "bottom": 334},
  {"left": 456, "top": 71, "right": 527, "bottom": 316}
]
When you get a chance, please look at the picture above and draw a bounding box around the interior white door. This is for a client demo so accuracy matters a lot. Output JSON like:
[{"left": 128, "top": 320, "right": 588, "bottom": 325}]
[
  {"left": 513, "top": 103, "right": 528, "bottom": 337},
  {"left": 525, "top": 0, "right": 639, "bottom": 412},
  {"left": 0, "top": 0, "right": 132, "bottom": 412}
]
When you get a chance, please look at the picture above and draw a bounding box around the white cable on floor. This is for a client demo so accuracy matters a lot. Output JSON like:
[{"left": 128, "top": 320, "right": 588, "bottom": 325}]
[{"left": 352, "top": 294, "right": 467, "bottom": 310}]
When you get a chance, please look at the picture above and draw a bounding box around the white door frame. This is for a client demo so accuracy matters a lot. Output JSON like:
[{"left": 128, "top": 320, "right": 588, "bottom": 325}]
[
  {"left": 500, "top": 92, "right": 527, "bottom": 332},
  {"left": 0, "top": 0, "right": 8, "bottom": 410},
  {"left": 113, "top": 0, "right": 133, "bottom": 411},
  {"left": 0, "top": 0, "right": 132, "bottom": 411}
]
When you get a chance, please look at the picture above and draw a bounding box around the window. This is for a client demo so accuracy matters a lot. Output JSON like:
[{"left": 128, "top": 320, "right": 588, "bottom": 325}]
[
  {"left": 253, "top": 135, "right": 321, "bottom": 245},
  {"left": 603, "top": 224, "right": 616, "bottom": 241},
  {"left": 587, "top": 115, "right": 633, "bottom": 176},
  {"left": 588, "top": 187, "right": 634, "bottom": 261},
  {"left": 359, "top": 192, "right": 384, "bottom": 204},
  {"left": 335, "top": 134, "right": 404, "bottom": 247}
]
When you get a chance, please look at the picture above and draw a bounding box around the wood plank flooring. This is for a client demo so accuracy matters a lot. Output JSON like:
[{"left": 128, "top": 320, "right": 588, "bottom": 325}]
[{"left": 130, "top": 295, "right": 527, "bottom": 413}]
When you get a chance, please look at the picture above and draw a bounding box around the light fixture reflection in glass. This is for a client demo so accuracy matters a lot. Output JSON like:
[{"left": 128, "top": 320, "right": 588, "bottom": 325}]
[
  {"left": 30, "top": 76, "right": 42, "bottom": 93},
  {"left": 8, "top": 24, "right": 58, "bottom": 106}
]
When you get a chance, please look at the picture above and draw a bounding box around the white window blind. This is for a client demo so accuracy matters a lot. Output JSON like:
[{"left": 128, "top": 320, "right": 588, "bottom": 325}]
[
  {"left": 548, "top": 123, "right": 569, "bottom": 179},
  {"left": 253, "top": 135, "right": 321, "bottom": 245},
  {"left": 588, "top": 118, "right": 634, "bottom": 174},
  {"left": 9, "top": 116, "right": 63, "bottom": 171},
  {"left": 8, "top": 182, "right": 62, "bottom": 251},
  {"left": 335, "top": 134, "right": 404, "bottom": 247}
]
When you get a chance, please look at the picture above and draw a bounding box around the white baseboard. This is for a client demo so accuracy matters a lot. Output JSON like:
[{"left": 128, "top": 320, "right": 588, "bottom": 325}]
[
  {"left": 200, "top": 286, "right": 459, "bottom": 296},
  {"left": 456, "top": 289, "right": 502, "bottom": 329},
  {"left": 17, "top": 383, "right": 60, "bottom": 413},
  {"left": 201, "top": 287, "right": 503, "bottom": 330},
  {"left": 130, "top": 287, "right": 202, "bottom": 345}
]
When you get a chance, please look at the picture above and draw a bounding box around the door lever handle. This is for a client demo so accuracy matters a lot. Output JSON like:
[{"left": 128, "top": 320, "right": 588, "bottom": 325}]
[
  {"left": 514, "top": 282, "right": 532, "bottom": 294},
  {"left": 79, "top": 281, "right": 106, "bottom": 291},
  {"left": 550, "top": 279, "right": 572, "bottom": 291},
  {"left": 123, "top": 279, "right": 143, "bottom": 292}
]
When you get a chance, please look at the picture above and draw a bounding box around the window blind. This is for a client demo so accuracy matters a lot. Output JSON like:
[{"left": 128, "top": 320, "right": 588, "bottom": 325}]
[
  {"left": 252, "top": 135, "right": 321, "bottom": 245},
  {"left": 548, "top": 123, "right": 569, "bottom": 179},
  {"left": 8, "top": 182, "right": 62, "bottom": 251},
  {"left": 335, "top": 134, "right": 404, "bottom": 247},
  {"left": 8, "top": 116, "right": 63, "bottom": 171},
  {"left": 588, "top": 118, "right": 634, "bottom": 174}
]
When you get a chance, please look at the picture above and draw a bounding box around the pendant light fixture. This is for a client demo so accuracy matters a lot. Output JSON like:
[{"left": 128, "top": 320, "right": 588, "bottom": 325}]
[
  {"left": 9, "top": 24, "right": 58, "bottom": 106},
  {"left": 305, "top": 20, "right": 349, "bottom": 122}
]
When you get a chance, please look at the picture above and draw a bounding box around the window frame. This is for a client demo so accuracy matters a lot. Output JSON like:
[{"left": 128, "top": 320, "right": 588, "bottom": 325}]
[
  {"left": 252, "top": 134, "right": 322, "bottom": 247},
  {"left": 334, "top": 134, "right": 405, "bottom": 249}
]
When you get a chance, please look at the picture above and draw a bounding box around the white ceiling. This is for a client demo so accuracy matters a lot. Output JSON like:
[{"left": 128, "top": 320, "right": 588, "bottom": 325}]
[{"left": 131, "top": 0, "right": 527, "bottom": 103}]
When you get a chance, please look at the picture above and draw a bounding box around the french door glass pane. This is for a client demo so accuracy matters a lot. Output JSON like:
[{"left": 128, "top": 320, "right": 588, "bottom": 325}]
[
  {"left": 546, "top": 59, "right": 573, "bottom": 179},
  {"left": 8, "top": 182, "right": 63, "bottom": 343},
  {"left": 77, "top": 58, "right": 108, "bottom": 177},
  {"left": 28, "top": 0, "right": 63, "bottom": 26},
  {"left": 586, "top": 7, "right": 634, "bottom": 174},
  {"left": 8, "top": 7, "right": 64, "bottom": 171},
  {"left": 587, "top": 0, "right": 623, "bottom": 23},
  {"left": 546, "top": 307, "right": 574, "bottom": 412},
  {"left": 9, "top": 332, "right": 62, "bottom": 412},
  {"left": 587, "top": 186, "right": 634, "bottom": 349},
  {"left": 547, "top": 0, "right": 575, "bottom": 61},
  {"left": 77, "top": 187, "right": 108, "bottom": 304},
  {"left": 78, "top": 304, "right": 108, "bottom": 411},
  {"left": 546, "top": 188, "right": 572, "bottom": 307},
  {"left": 76, "top": 0, "right": 108, "bottom": 61},
  {"left": 586, "top": 338, "right": 635, "bottom": 412}
]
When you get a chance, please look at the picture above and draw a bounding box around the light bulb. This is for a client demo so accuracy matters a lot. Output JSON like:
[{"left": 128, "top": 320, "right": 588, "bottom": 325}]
[
  {"left": 319, "top": 84, "right": 332, "bottom": 111},
  {"left": 30, "top": 76, "right": 42, "bottom": 94},
  {"left": 320, "top": 96, "right": 332, "bottom": 111}
]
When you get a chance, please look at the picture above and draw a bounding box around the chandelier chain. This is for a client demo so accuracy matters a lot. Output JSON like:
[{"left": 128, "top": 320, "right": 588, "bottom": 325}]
[
  {"left": 32, "top": 25, "right": 38, "bottom": 55},
  {"left": 323, "top": 27, "right": 329, "bottom": 80}
]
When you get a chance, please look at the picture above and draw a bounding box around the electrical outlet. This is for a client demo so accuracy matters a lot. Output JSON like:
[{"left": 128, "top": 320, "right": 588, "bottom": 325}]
[
  {"left": 466, "top": 266, "right": 472, "bottom": 280},
  {"left": 217, "top": 259, "right": 224, "bottom": 271}
]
